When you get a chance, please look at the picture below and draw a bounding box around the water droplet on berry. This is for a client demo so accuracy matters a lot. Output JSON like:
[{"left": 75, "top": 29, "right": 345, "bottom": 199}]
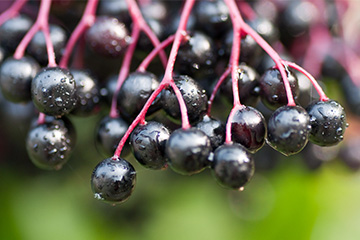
[{"left": 49, "top": 148, "right": 58, "bottom": 154}]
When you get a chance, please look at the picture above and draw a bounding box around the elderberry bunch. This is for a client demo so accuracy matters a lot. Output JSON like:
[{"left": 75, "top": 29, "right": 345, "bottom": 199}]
[{"left": 0, "top": 0, "right": 355, "bottom": 206}]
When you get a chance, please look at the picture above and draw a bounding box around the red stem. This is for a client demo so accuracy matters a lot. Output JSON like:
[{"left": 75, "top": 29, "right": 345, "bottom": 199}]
[
  {"left": 225, "top": 104, "right": 244, "bottom": 144},
  {"left": 125, "top": 0, "right": 167, "bottom": 68},
  {"left": 284, "top": 60, "right": 329, "bottom": 102},
  {"left": 237, "top": 1, "right": 256, "bottom": 21},
  {"left": 109, "top": 24, "right": 141, "bottom": 119},
  {"left": 37, "top": 112, "right": 46, "bottom": 125},
  {"left": 224, "top": 0, "right": 296, "bottom": 107},
  {"left": 0, "top": 0, "right": 28, "bottom": 26},
  {"left": 13, "top": 0, "right": 56, "bottom": 67},
  {"left": 207, "top": 67, "right": 231, "bottom": 116},
  {"left": 59, "top": 0, "right": 98, "bottom": 68},
  {"left": 137, "top": 34, "right": 175, "bottom": 72},
  {"left": 112, "top": 0, "right": 195, "bottom": 158}
]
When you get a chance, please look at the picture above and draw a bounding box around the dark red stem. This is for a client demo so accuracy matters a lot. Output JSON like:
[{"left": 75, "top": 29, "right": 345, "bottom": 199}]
[
  {"left": 59, "top": 0, "right": 98, "bottom": 68},
  {"left": 0, "top": 0, "right": 28, "bottom": 26},
  {"left": 109, "top": 24, "right": 141, "bottom": 119},
  {"left": 137, "top": 35, "right": 175, "bottom": 72},
  {"left": 207, "top": 67, "right": 231, "bottom": 116},
  {"left": 112, "top": 0, "right": 195, "bottom": 158},
  {"left": 13, "top": 0, "right": 56, "bottom": 67},
  {"left": 125, "top": 0, "right": 167, "bottom": 68}
]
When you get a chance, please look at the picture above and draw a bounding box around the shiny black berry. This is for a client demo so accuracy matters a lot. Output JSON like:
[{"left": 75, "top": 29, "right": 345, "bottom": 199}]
[
  {"left": 259, "top": 67, "right": 299, "bottom": 110},
  {"left": 0, "top": 14, "right": 33, "bottom": 52},
  {"left": 0, "top": 56, "right": 40, "bottom": 103},
  {"left": 161, "top": 75, "right": 208, "bottom": 123},
  {"left": 96, "top": 116, "right": 130, "bottom": 157},
  {"left": 165, "top": 128, "right": 212, "bottom": 175},
  {"left": 194, "top": 0, "right": 231, "bottom": 38},
  {"left": 31, "top": 67, "right": 77, "bottom": 117},
  {"left": 26, "top": 117, "right": 75, "bottom": 170},
  {"left": 267, "top": 105, "right": 311, "bottom": 156},
  {"left": 86, "top": 16, "right": 131, "bottom": 58},
  {"left": 117, "top": 71, "right": 160, "bottom": 121},
  {"left": 27, "top": 24, "right": 67, "bottom": 65},
  {"left": 70, "top": 69, "right": 101, "bottom": 117},
  {"left": 175, "top": 31, "right": 217, "bottom": 79},
  {"left": 211, "top": 143, "right": 254, "bottom": 189},
  {"left": 195, "top": 115, "right": 225, "bottom": 150},
  {"left": 230, "top": 106, "right": 266, "bottom": 153},
  {"left": 130, "top": 121, "right": 170, "bottom": 170},
  {"left": 91, "top": 157, "right": 136, "bottom": 204},
  {"left": 220, "top": 63, "right": 260, "bottom": 106},
  {"left": 306, "top": 100, "right": 347, "bottom": 146}
]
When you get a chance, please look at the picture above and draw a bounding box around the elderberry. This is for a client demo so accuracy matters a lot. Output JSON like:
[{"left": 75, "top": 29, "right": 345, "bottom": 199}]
[
  {"left": 0, "top": 56, "right": 40, "bottom": 103},
  {"left": 91, "top": 157, "right": 136, "bottom": 204},
  {"left": 26, "top": 117, "right": 75, "bottom": 170},
  {"left": 165, "top": 128, "right": 212, "bottom": 175},
  {"left": 130, "top": 121, "right": 170, "bottom": 170},
  {"left": 267, "top": 105, "right": 311, "bottom": 156},
  {"left": 31, "top": 67, "right": 77, "bottom": 117},
  {"left": 211, "top": 143, "right": 254, "bottom": 190},
  {"left": 306, "top": 100, "right": 347, "bottom": 146}
]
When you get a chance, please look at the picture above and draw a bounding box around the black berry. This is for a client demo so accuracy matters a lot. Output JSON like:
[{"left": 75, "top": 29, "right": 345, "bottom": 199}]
[
  {"left": 306, "top": 100, "right": 347, "bottom": 146},
  {"left": 267, "top": 105, "right": 311, "bottom": 156},
  {"left": 230, "top": 106, "right": 267, "bottom": 153},
  {"left": 91, "top": 157, "right": 136, "bottom": 204},
  {"left": 130, "top": 121, "right": 170, "bottom": 170},
  {"left": 211, "top": 143, "right": 254, "bottom": 189},
  {"left": 165, "top": 128, "right": 212, "bottom": 175},
  {"left": 0, "top": 56, "right": 40, "bottom": 103},
  {"left": 31, "top": 67, "right": 77, "bottom": 117},
  {"left": 195, "top": 115, "right": 225, "bottom": 150}
]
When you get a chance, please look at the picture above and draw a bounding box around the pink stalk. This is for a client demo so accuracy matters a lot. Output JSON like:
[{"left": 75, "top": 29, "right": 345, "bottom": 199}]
[
  {"left": 59, "top": 0, "right": 98, "bottom": 68},
  {"left": 207, "top": 67, "right": 231, "bottom": 116},
  {"left": 37, "top": 112, "right": 46, "bottom": 125},
  {"left": 224, "top": 0, "right": 296, "bottom": 107},
  {"left": 109, "top": 24, "right": 141, "bottom": 119},
  {"left": 112, "top": 0, "right": 195, "bottom": 158},
  {"left": 13, "top": 0, "right": 56, "bottom": 67},
  {"left": 137, "top": 34, "right": 175, "bottom": 72},
  {"left": 236, "top": 1, "right": 256, "bottom": 21},
  {"left": 125, "top": 0, "right": 167, "bottom": 68},
  {"left": 0, "top": 0, "right": 28, "bottom": 26},
  {"left": 284, "top": 60, "right": 329, "bottom": 102},
  {"left": 225, "top": 104, "right": 244, "bottom": 144}
]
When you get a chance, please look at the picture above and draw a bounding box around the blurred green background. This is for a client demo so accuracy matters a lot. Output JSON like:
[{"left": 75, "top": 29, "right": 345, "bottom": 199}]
[{"left": 1, "top": 108, "right": 360, "bottom": 240}]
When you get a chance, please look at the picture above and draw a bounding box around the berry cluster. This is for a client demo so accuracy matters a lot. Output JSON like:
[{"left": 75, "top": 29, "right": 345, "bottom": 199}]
[{"left": 0, "top": 0, "right": 355, "bottom": 205}]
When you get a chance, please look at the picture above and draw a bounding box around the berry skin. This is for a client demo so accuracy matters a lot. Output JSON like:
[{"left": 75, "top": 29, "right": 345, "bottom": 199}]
[
  {"left": 165, "top": 128, "right": 212, "bottom": 175},
  {"left": 0, "top": 56, "right": 40, "bottom": 103},
  {"left": 211, "top": 143, "right": 254, "bottom": 190},
  {"left": 27, "top": 24, "right": 67, "bottom": 65},
  {"left": 70, "top": 69, "right": 101, "bottom": 117},
  {"left": 230, "top": 106, "right": 267, "bottom": 153},
  {"left": 130, "top": 121, "right": 170, "bottom": 170},
  {"left": 26, "top": 117, "right": 75, "bottom": 170},
  {"left": 306, "top": 100, "right": 347, "bottom": 146},
  {"left": 31, "top": 67, "right": 77, "bottom": 117},
  {"left": 0, "top": 14, "right": 33, "bottom": 52},
  {"left": 117, "top": 71, "right": 161, "bottom": 121},
  {"left": 220, "top": 63, "right": 260, "bottom": 106},
  {"left": 267, "top": 105, "right": 311, "bottom": 156},
  {"left": 259, "top": 67, "right": 299, "bottom": 111},
  {"left": 86, "top": 16, "right": 131, "bottom": 58},
  {"left": 161, "top": 75, "right": 208, "bottom": 123},
  {"left": 96, "top": 116, "right": 130, "bottom": 157},
  {"left": 195, "top": 115, "right": 225, "bottom": 150},
  {"left": 175, "top": 31, "right": 217, "bottom": 79},
  {"left": 194, "top": 0, "right": 231, "bottom": 38},
  {"left": 91, "top": 157, "right": 136, "bottom": 204}
]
